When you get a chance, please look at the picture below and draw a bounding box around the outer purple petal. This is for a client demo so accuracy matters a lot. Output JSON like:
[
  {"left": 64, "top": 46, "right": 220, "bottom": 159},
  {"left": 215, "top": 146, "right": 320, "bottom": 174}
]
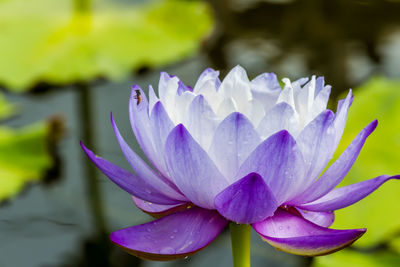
[
  {"left": 252, "top": 209, "right": 365, "bottom": 256},
  {"left": 80, "top": 142, "right": 180, "bottom": 205},
  {"left": 214, "top": 173, "right": 278, "bottom": 224},
  {"left": 164, "top": 124, "right": 229, "bottom": 209},
  {"left": 291, "top": 120, "right": 378, "bottom": 204},
  {"left": 295, "top": 110, "right": 335, "bottom": 188},
  {"left": 209, "top": 112, "right": 261, "bottom": 180},
  {"left": 296, "top": 208, "right": 335, "bottom": 228},
  {"left": 110, "top": 207, "right": 228, "bottom": 261},
  {"left": 236, "top": 130, "right": 306, "bottom": 204},
  {"left": 298, "top": 175, "right": 400, "bottom": 212},
  {"left": 132, "top": 196, "right": 192, "bottom": 218},
  {"left": 111, "top": 114, "right": 185, "bottom": 201}
]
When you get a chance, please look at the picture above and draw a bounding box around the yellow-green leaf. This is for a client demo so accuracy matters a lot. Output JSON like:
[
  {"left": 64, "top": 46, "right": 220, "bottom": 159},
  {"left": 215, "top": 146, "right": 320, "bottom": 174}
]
[
  {"left": 330, "top": 77, "right": 400, "bottom": 247},
  {"left": 313, "top": 249, "right": 400, "bottom": 267},
  {"left": 0, "top": 0, "right": 213, "bottom": 91},
  {"left": 0, "top": 122, "right": 53, "bottom": 201}
]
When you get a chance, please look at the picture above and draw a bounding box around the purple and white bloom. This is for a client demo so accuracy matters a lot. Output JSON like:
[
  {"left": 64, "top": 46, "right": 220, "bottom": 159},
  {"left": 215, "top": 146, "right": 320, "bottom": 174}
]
[{"left": 81, "top": 66, "right": 399, "bottom": 260}]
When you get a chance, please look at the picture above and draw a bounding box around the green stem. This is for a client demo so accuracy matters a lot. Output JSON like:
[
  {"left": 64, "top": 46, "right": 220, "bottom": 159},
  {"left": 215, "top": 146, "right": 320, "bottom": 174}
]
[
  {"left": 230, "top": 223, "right": 251, "bottom": 267},
  {"left": 74, "top": 0, "right": 91, "bottom": 14}
]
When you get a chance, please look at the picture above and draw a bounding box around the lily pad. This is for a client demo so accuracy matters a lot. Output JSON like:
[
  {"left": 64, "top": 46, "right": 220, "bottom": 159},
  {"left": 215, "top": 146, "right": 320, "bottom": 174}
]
[
  {"left": 0, "top": 93, "right": 16, "bottom": 120},
  {"left": 313, "top": 249, "right": 400, "bottom": 267},
  {"left": 0, "top": 94, "right": 57, "bottom": 201},
  {"left": 0, "top": 122, "right": 54, "bottom": 201},
  {"left": 0, "top": 0, "right": 213, "bottom": 91},
  {"left": 327, "top": 77, "right": 400, "bottom": 247}
]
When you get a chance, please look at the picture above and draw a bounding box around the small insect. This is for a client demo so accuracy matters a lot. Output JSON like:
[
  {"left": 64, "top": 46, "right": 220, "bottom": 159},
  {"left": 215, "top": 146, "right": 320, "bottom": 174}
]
[{"left": 134, "top": 89, "right": 141, "bottom": 105}]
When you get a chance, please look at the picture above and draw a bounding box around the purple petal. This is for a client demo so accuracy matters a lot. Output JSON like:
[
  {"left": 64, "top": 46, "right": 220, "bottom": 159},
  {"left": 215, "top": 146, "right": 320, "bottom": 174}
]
[
  {"left": 111, "top": 114, "right": 185, "bottom": 201},
  {"left": 236, "top": 130, "right": 306, "bottom": 204},
  {"left": 80, "top": 142, "right": 180, "bottom": 205},
  {"left": 132, "top": 196, "right": 192, "bottom": 218},
  {"left": 177, "top": 80, "right": 192, "bottom": 95},
  {"left": 164, "top": 124, "right": 229, "bottom": 209},
  {"left": 298, "top": 175, "right": 400, "bottom": 212},
  {"left": 296, "top": 110, "right": 336, "bottom": 187},
  {"left": 314, "top": 76, "right": 327, "bottom": 96},
  {"left": 257, "top": 102, "right": 300, "bottom": 139},
  {"left": 110, "top": 207, "right": 228, "bottom": 261},
  {"left": 148, "top": 101, "right": 175, "bottom": 177},
  {"left": 214, "top": 173, "right": 278, "bottom": 224},
  {"left": 313, "top": 77, "right": 331, "bottom": 110},
  {"left": 252, "top": 209, "right": 365, "bottom": 256},
  {"left": 296, "top": 208, "right": 335, "bottom": 228},
  {"left": 129, "top": 86, "right": 163, "bottom": 172},
  {"left": 291, "top": 120, "right": 378, "bottom": 204},
  {"left": 186, "top": 95, "right": 220, "bottom": 150},
  {"left": 332, "top": 90, "right": 354, "bottom": 149},
  {"left": 209, "top": 112, "right": 261, "bottom": 180}
]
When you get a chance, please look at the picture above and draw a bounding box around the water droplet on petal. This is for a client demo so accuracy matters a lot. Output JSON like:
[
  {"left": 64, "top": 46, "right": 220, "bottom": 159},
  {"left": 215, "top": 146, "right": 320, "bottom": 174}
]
[
  {"left": 170, "top": 235, "right": 175, "bottom": 239},
  {"left": 160, "top": 246, "right": 176, "bottom": 254},
  {"left": 173, "top": 229, "right": 178, "bottom": 233},
  {"left": 278, "top": 226, "right": 283, "bottom": 230},
  {"left": 146, "top": 228, "right": 152, "bottom": 232}
]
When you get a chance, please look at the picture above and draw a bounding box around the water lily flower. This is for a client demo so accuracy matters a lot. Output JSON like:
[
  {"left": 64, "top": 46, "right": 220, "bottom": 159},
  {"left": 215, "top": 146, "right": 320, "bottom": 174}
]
[{"left": 81, "top": 66, "right": 399, "bottom": 262}]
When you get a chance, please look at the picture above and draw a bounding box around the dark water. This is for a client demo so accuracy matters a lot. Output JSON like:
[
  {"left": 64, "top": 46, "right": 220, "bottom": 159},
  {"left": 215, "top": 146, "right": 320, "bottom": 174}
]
[{"left": 2, "top": 0, "right": 400, "bottom": 266}]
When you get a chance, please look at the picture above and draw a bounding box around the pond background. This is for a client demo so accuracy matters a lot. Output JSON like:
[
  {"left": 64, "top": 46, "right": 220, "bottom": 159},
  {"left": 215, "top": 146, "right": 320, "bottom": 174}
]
[{"left": 1, "top": 0, "right": 400, "bottom": 266}]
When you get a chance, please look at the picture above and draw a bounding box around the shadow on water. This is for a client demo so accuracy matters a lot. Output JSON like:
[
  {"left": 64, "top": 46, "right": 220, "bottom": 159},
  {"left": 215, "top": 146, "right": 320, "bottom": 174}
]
[{"left": 2, "top": 0, "right": 400, "bottom": 267}]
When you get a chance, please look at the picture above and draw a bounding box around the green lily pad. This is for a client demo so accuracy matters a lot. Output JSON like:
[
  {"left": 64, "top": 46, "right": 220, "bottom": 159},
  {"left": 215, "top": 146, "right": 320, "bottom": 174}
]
[
  {"left": 0, "top": 0, "right": 213, "bottom": 91},
  {"left": 388, "top": 236, "right": 400, "bottom": 254},
  {"left": 0, "top": 122, "right": 54, "bottom": 201},
  {"left": 313, "top": 249, "right": 400, "bottom": 267},
  {"left": 329, "top": 77, "right": 400, "bottom": 247},
  {"left": 0, "top": 94, "right": 57, "bottom": 201},
  {"left": 0, "top": 93, "right": 16, "bottom": 119}
]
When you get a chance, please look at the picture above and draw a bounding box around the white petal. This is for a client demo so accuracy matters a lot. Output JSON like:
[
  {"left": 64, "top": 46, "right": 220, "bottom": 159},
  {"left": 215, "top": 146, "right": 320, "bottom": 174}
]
[
  {"left": 186, "top": 95, "right": 221, "bottom": 150},
  {"left": 242, "top": 99, "right": 266, "bottom": 127},
  {"left": 217, "top": 97, "right": 238, "bottom": 119},
  {"left": 257, "top": 102, "right": 300, "bottom": 139},
  {"left": 218, "top": 65, "right": 252, "bottom": 110}
]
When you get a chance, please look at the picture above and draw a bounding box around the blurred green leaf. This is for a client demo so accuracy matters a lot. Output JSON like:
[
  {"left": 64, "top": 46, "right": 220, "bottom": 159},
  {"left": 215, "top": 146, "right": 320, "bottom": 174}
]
[
  {"left": 313, "top": 249, "right": 400, "bottom": 267},
  {"left": 0, "top": 95, "right": 56, "bottom": 201},
  {"left": 0, "top": 93, "right": 16, "bottom": 119},
  {"left": 389, "top": 236, "right": 400, "bottom": 254},
  {"left": 0, "top": 0, "right": 213, "bottom": 91},
  {"left": 0, "top": 122, "right": 53, "bottom": 201},
  {"left": 329, "top": 77, "right": 400, "bottom": 247}
]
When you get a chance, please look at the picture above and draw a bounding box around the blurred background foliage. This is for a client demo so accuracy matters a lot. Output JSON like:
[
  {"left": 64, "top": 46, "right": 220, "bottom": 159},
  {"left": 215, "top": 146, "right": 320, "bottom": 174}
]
[
  {"left": 0, "top": 0, "right": 212, "bottom": 91},
  {"left": 0, "top": 0, "right": 400, "bottom": 267}
]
